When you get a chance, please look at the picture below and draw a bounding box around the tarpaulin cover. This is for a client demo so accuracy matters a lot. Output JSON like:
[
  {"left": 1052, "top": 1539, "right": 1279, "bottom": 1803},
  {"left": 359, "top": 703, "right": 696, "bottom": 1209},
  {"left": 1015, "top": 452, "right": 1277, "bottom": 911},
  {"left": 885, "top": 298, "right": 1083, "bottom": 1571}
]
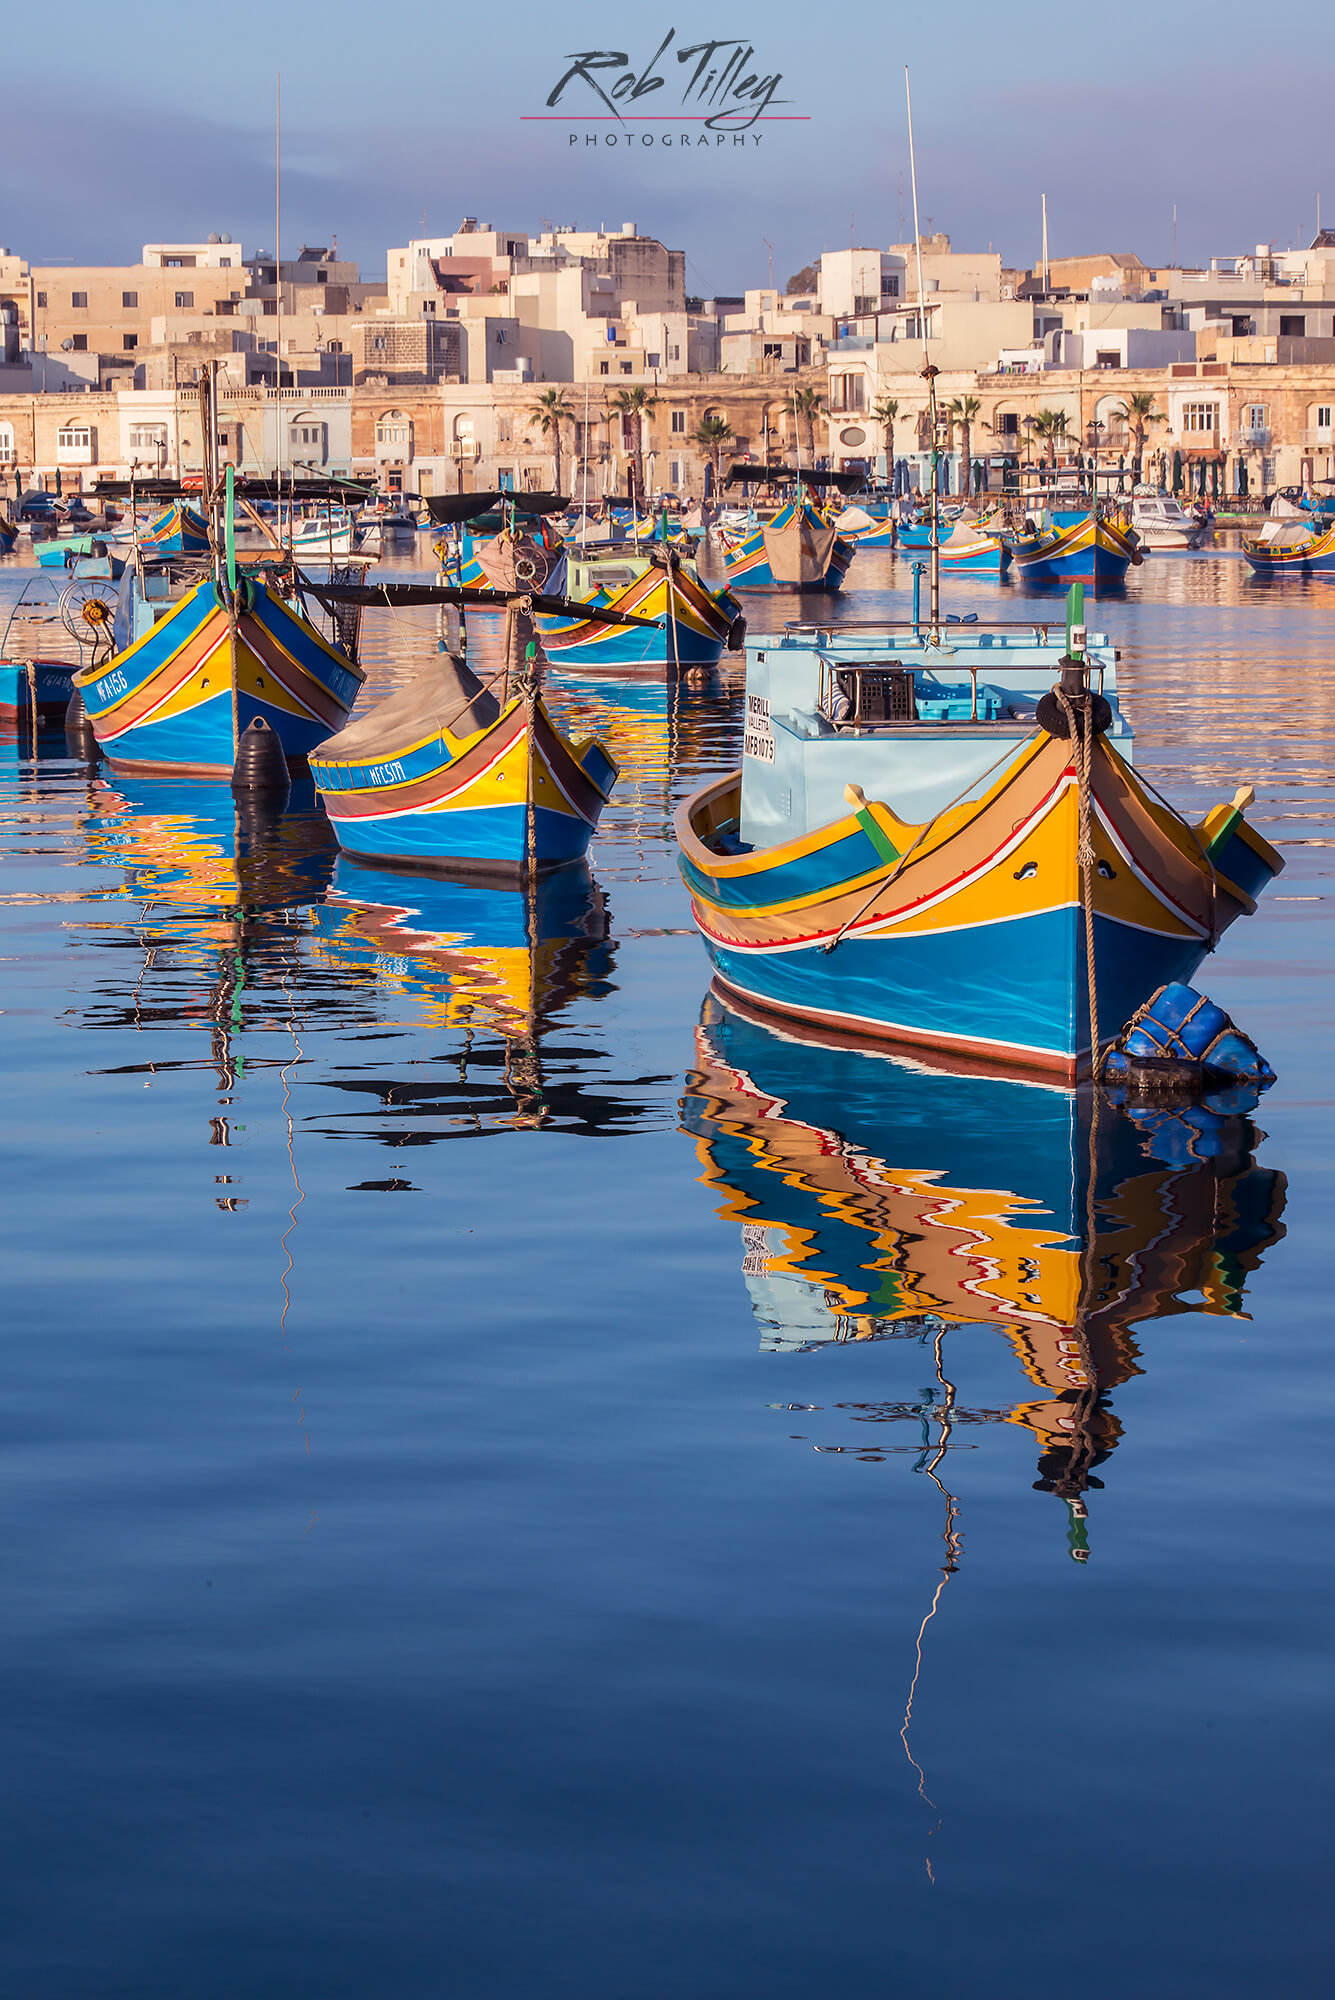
[{"left": 425, "top": 492, "right": 569, "bottom": 524}]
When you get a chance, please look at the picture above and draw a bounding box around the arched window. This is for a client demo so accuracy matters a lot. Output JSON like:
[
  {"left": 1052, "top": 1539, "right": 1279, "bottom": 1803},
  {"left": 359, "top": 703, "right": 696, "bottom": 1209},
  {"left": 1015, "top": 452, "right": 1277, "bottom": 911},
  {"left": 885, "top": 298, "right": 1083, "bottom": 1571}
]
[
  {"left": 376, "top": 409, "right": 413, "bottom": 459},
  {"left": 288, "top": 413, "right": 327, "bottom": 465}
]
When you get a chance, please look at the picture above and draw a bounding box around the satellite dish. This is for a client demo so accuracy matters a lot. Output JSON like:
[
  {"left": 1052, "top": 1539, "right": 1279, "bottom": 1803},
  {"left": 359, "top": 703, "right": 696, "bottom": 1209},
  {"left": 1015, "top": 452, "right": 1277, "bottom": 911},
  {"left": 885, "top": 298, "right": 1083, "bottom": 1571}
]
[{"left": 61, "top": 338, "right": 73, "bottom": 352}]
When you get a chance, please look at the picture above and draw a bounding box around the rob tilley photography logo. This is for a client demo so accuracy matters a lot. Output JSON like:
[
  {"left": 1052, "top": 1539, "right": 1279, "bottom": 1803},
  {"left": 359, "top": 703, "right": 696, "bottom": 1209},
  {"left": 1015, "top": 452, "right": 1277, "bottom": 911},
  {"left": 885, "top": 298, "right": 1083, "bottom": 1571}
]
[{"left": 523, "top": 29, "right": 802, "bottom": 146}]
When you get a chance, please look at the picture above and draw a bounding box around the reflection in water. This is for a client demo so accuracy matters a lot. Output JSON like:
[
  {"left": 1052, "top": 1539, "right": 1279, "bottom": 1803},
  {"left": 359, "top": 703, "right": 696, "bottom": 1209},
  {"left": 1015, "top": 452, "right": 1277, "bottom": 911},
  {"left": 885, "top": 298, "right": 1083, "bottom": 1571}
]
[{"left": 681, "top": 988, "right": 1287, "bottom": 1534}]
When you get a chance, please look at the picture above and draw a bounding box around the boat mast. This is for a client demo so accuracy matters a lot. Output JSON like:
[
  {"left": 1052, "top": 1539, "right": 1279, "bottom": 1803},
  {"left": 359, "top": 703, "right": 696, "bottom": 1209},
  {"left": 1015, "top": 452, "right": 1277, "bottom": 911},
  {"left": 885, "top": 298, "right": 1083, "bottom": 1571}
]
[
  {"left": 275, "top": 72, "right": 286, "bottom": 548},
  {"left": 905, "top": 67, "right": 940, "bottom": 629}
]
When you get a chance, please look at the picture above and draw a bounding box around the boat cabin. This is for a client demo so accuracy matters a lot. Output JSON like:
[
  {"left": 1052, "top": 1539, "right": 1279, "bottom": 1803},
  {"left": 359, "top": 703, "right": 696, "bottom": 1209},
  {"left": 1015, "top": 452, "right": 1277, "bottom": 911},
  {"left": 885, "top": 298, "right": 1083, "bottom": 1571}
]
[{"left": 737, "top": 620, "right": 1127, "bottom": 848}]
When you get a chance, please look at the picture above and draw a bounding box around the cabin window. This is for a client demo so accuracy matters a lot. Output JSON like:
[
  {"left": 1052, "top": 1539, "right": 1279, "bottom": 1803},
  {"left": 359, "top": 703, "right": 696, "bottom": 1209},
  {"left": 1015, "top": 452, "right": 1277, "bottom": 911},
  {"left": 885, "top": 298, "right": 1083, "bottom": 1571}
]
[
  {"left": 1181, "top": 403, "right": 1218, "bottom": 433},
  {"left": 671, "top": 410, "right": 685, "bottom": 433}
]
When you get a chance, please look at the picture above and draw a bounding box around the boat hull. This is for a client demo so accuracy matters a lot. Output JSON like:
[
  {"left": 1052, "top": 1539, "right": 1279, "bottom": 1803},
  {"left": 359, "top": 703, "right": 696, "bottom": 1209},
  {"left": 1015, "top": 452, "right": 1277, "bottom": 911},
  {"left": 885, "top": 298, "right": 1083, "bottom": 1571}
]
[
  {"left": 1012, "top": 516, "right": 1141, "bottom": 586},
  {"left": 536, "top": 561, "right": 737, "bottom": 671},
  {"left": 74, "top": 575, "right": 363, "bottom": 778},
  {"left": 311, "top": 691, "right": 617, "bottom": 875},
  {"left": 677, "top": 730, "right": 1281, "bottom": 1081},
  {"left": 1242, "top": 523, "right": 1335, "bottom": 573}
]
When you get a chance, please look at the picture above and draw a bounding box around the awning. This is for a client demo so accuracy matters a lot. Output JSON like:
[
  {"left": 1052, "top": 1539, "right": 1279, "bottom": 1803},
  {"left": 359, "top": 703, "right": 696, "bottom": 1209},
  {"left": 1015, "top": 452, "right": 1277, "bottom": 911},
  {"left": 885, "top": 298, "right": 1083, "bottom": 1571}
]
[{"left": 424, "top": 491, "right": 569, "bottom": 524}]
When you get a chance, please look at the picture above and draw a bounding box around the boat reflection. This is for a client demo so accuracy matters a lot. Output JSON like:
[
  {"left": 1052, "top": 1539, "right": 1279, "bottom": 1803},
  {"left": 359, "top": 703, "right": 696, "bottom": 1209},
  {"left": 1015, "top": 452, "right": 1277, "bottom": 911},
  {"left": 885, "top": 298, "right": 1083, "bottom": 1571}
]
[
  {"left": 80, "top": 775, "right": 338, "bottom": 914},
  {"left": 681, "top": 987, "right": 1287, "bottom": 1531},
  {"left": 305, "top": 857, "right": 648, "bottom": 1135}
]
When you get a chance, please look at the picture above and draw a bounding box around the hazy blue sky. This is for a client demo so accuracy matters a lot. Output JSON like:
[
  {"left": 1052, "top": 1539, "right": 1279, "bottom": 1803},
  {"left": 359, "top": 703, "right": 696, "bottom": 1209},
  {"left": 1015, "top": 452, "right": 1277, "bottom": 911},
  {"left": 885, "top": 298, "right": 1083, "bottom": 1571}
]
[{"left": 6, "top": 0, "right": 1332, "bottom": 288}]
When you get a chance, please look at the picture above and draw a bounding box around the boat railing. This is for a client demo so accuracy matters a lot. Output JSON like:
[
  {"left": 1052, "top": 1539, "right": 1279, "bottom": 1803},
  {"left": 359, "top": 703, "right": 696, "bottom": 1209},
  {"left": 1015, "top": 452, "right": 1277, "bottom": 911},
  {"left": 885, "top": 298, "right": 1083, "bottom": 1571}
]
[{"left": 813, "top": 650, "right": 1108, "bottom": 728}]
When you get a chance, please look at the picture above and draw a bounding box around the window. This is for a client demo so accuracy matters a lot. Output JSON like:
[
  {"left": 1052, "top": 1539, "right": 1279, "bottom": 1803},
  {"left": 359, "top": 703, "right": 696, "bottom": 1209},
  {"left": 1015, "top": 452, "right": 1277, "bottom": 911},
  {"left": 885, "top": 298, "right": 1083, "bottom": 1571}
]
[
  {"left": 881, "top": 274, "right": 900, "bottom": 297},
  {"left": 174, "top": 291, "right": 194, "bottom": 309},
  {"left": 316, "top": 269, "right": 327, "bottom": 284},
  {"left": 36, "top": 290, "right": 47, "bottom": 308},
  {"left": 995, "top": 412, "right": 1020, "bottom": 436},
  {"left": 497, "top": 414, "right": 512, "bottom": 442},
  {"left": 1243, "top": 404, "right": 1268, "bottom": 432},
  {"left": 371, "top": 335, "right": 388, "bottom": 352},
  {"left": 71, "top": 291, "right": 87, "bottom": 308},
  {"left": 832, "top": 374, "right": 865, "bottom": 412},
  {"left": 670, "top": 344, "right": 680, "bottom": 360},
  {"left": 70, "top": 334, "right": 87, "bottom": 351},
  {"left": 123, "top": 334, "right": 137, "bottom": 351},
  {"left": 1095, "top": 350, "right": 1121, "bottom": 368},
  {"left": 599, "top": 360, "right": 610, "bottom": 375},
  {"left": 1231, "top": 315, "right": 1253, "bottom": 337},
  {"left": 671, "top": 410, "right": 686, "bottom": 433},
  {"left": 122, "top": 290, "right": 138, "bottom": 309},
  {"left": 853, "top": 295, "right": 877, "bottom": 316},
  {"left": 130, "top": 424, "right": 167, "bottom": 453},
  {"left": 262, "top": 300, "right": 277, "bottom": 316},
  {"left": 1317, "top": 407, "right": 1333, "bottom": 430},
  {"left": 1280, "top": 314, "right": 1305, "bottom": 337},
  {"left": 619, "top": 360, "right": 633, "bottom": 374},
  {"left": 670, "top": 459, "right": 684, "bottom": 486},
  {"left": 0, "top": 421, "right": 13, "bottom": 463},
  {"left": 762, "top": 342, "right": 782, "bottom": 359},
  {"left": 1182, "top": 403, "right": 1218, "bottom": 433},
  {"left": 219, "top": 257, "right": 232, "bottom": 267},
  {"left": 57, "top": 425, "right": 91, "bottom": 450},
  {"left": 326, "top": 339, "right": 343, "bottom": 353}
]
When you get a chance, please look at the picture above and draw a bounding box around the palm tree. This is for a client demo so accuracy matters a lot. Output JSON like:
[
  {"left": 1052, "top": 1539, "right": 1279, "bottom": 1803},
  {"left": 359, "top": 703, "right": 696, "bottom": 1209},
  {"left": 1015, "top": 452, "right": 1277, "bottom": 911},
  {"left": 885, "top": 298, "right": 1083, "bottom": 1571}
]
[
  {"left": 692, "top": 415, "right": 734, "bottom": 496},
  {"left": 871, "top": 396, "right": 901, "bottom": 476},
  {"left": 946, "top": 395, "right": 982, "bottom": 497},
  {"left": 1111, "top": 391, "right": 1162, "bottom": 476},
  {"left": 792, "top": 386, "right": 826, "bottom": 466},
  {"left": 1032, "top": 409, "right": 1070, "bottom": 467},
  {"left": 527, "top": 388, "right": 573, "bottom": 493},
  {"left": 611, "top": 386, "right": 660, "bottom": 506}
]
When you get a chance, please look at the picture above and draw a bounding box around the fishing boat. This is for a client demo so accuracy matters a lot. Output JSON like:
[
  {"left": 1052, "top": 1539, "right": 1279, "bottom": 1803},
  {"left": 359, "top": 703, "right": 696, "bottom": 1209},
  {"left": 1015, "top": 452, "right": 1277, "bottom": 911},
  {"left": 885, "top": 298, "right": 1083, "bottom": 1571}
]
[
  {"left": 1241, "top": 517, "right": 1335, "bottom": 574},
  {"left": 834, "top": 506, "right": 896, "bottom": 550},
  {"left": 682, "top": 993, "right": 1286, "bottom": 1519},
  {"left": 711, "top": 494, "right": 856, "bottom": 593},
  {"left": 675, "top": 596, "right": 1281, "bottom": 1080},
  {"left": 288, "top": 508, "right": 357, "bottom": 559},
  {"left": 1010, "top": 510, "right": 1142, "bottom": 587},
  {"left": 925, "top": 520, "right": 1012, "bottom": 574},
  {"left": 73, "top": 555, "right": 365, "bottom": 778},
  {"left": 1128, "top": 493, "right": 1206, "bottom": 551},
  {"left": 309, "top": 650, "right": 619, "bottom": 875},
  {"left": 536, "top": 543, "right": 742, "bottom": 674},
  {"left": 35, "top": 533, "right": 111, "bottom": 569},
  {"left": 0, "top": 515, "right": 17, "bottom": 551},
  {"left": 897, "top": 508, "right": 966, "bottom": 548},
  {"left": 141, "top": 500, "right": 211, "bottom": 555}
]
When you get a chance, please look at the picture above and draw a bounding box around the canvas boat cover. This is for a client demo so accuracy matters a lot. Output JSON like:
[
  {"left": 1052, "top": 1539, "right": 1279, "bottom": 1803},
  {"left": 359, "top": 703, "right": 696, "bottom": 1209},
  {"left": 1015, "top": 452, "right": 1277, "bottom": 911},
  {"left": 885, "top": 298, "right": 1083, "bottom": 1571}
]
[
  {"left": 762, "top": 514, "right": 838, "bottom": 584},
  {"left": 315, "top": 654, "right": 500, "bottom": 761}
]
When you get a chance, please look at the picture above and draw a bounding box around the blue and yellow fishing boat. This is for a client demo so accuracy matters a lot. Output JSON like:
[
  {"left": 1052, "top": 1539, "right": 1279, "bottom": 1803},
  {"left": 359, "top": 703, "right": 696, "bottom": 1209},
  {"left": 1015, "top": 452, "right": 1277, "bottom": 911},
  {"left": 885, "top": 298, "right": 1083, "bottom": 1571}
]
[
  {"left": 536, "top": 545, "right": 741, "bottom": 673},
  {"left": 676, "top": 614, "right": 1281, "bottom": 1081},
  {"left": 714, "top": 496, "right": 856, "bottom": 593},
  {"left": 1241, "top": 518, "right": 1335, "bottom": 574},
  {"left": 1010, "top": 510, "right": 1141, "bottom": 586},
  {"left": 74, "top": 563, "right": 365, "bottom": 778},
  {"left": 309, "top": 652, "right": 619, "bottom": 875},
  {"left": 141, "top": 500, "right": 210, "bottom": 555}
]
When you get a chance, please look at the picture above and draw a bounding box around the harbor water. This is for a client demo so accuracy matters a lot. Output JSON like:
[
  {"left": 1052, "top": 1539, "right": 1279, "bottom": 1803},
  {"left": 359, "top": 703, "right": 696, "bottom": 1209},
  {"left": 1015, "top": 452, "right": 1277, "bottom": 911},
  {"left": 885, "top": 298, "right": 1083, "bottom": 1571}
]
[{"left": 1, "top": 541, "right": 1331, "bottom": 1996}]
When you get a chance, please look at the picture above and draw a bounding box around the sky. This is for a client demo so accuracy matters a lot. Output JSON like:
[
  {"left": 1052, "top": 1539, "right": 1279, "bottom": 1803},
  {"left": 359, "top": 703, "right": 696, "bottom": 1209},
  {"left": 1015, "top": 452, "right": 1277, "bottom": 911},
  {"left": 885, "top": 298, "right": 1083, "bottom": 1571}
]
[{"left": 5, "top": 0, "right": 1333, "bottom": 290}]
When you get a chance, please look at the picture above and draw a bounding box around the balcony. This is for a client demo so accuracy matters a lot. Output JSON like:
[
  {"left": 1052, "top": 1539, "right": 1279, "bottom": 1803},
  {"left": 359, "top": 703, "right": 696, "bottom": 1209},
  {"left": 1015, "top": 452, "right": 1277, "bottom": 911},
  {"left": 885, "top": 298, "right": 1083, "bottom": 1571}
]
[{"left": 1300, "top": 427, "right": 1334, "bottom": 448}]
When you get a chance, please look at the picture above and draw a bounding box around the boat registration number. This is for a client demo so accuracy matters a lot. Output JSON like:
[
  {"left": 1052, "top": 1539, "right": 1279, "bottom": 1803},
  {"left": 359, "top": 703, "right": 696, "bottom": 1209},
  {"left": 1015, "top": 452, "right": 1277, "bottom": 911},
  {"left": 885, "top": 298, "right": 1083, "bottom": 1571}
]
[{"left": 744, "top": 693, "right": 774, "bottom": 763}]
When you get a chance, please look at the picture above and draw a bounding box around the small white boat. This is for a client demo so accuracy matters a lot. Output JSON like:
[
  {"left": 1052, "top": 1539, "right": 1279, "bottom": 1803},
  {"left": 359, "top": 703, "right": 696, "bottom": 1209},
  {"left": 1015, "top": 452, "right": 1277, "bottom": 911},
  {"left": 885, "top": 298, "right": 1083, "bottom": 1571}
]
[
  {"left": 1128, "top": 494, "right": 1205, "bottom": 551},
  {"left": 290, "top": 510, "right": 355, "bottom": 557}
]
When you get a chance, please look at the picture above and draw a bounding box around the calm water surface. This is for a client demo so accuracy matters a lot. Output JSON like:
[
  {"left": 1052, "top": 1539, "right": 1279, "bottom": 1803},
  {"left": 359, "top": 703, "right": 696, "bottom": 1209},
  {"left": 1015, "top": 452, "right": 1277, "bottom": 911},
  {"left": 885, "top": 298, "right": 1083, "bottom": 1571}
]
[{"left": 1, "top": 541, "right": 1331, "bottom": 1996}]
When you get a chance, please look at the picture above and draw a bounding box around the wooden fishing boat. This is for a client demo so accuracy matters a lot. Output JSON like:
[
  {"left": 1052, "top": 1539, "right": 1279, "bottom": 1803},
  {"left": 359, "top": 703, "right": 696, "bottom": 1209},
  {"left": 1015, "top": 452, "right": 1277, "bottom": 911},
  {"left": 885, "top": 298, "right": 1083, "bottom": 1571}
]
[
  {"left": 675, "top": 613, "right": 1281, "bottom": 1081},
  {"left": 682, "top": 993, "right": 1286, "bottom": 1504},
  {"left": 73, "top": 558, "right": 365, "bottom": 778},
  {"left": 141, "top": 500, "right": 210, "bottom": 555},
  {"left": 713, "top": 496, "right": 856, "bottom": 593},
  {"left": 834, "top": 506, "right": 896, "bottom": 550},
  {"left": 1241, "top": 517, "right": 1335, "bottom": 574},
  {"left": 309, "top": 651, "right": 618, "bottom": 875},
  {"left": 1010, "top": 510, "right": 1142, "bottom": 586},
  {"left": 535, "top": 544, "right": 741, "bottom": 673}
]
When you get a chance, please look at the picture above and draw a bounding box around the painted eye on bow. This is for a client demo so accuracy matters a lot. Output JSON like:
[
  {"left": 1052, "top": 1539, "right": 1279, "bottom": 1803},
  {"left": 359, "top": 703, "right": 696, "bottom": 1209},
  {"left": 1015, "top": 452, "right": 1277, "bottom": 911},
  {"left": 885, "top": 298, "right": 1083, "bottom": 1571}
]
[
  {"left": 1013, "top": 861, "right": 1038, "bottom": 880},
  {"left": 1098, "top": 860, "right": 1117, "bottom": 879}
]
